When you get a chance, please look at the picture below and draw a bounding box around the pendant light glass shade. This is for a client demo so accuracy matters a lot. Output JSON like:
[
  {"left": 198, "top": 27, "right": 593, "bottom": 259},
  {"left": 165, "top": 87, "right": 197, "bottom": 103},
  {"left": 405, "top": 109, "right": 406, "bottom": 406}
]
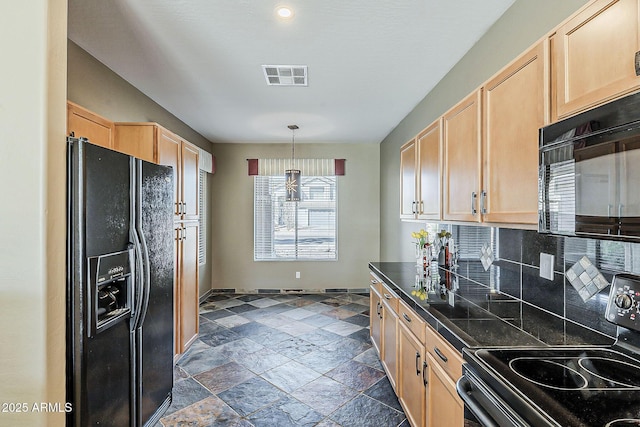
[
  {"left": 285, "top": 169, "right": 300, "bottom": 201},
  {"left": 285, "top": 124, "right": 300, "bottom": 202}
]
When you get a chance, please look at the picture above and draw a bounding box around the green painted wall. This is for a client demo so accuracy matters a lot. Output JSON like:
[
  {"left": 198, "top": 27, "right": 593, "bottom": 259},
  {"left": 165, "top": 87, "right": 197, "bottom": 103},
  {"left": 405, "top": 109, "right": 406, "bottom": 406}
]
[
  {"left": 67, "top": 40, "right": 215, "bottom": 297},
  {"left": 379, "top": 0, "right": 590, "bottom": 262},
  {"left": 210, "top": 142, "right": 380, "bottom": 291}
]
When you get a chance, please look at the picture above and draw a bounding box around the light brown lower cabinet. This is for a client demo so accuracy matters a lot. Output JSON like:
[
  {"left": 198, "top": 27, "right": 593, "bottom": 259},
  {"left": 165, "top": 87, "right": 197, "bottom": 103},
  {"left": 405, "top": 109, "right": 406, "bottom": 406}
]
[
  {"left": 398, "top": 320, "right": 427, "bottom": 427},
  {"left": 370, "top": 275, "right": 399, "bottom": 391},
  {"left": 381, "top": 288, "right": 399, "bottom": 391},
  {"left": 369, "top": 278, "right": 383, "bottom": 355},
  {"left": 427, "top": 353, "right": 463, "bottom": 427},
  {"left": 174, "top": 221, "right": 199, "bottom": 361},
  {"left": 425, "top": 324, "right": 464, "bottom": 427},
  {"left": 369, "top": 277, "right": 466, "bottom": 427}
]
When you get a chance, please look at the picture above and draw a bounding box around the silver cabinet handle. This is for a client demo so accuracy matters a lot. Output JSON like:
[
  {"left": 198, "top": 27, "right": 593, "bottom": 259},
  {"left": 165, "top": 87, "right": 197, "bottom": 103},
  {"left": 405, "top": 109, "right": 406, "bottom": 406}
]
[
  {"left": 434, "top": 347, "right": 448, "bottom": 363},
  {"left": 183, "top": 202, "right": 187, "bottom": 214},
  {"left": 370, "top": 279, "right": 378, "bottom": 284},
  {"left": 384, "top": 293, "right": 393, "bottom": 300},
  {"left": 403, "top": 313, "right": 411, "bottom": 322},
  {"left": 420, "top": 200, "right": 424, "bottom": 215},
  {"left": 422, "top": 360, "right": 428, "bottom": 386},
  {"left": 412, "top": 201, "right": 417, "bottom": 214},
  {"left": 415, "top": 351, "right": 421, "bottom": 376},
  {"left": 480, "top": 190, "right": 487, "bottom": 214},
  {"left": 471, "top": 192, "right": 477, "bottom": 215}
]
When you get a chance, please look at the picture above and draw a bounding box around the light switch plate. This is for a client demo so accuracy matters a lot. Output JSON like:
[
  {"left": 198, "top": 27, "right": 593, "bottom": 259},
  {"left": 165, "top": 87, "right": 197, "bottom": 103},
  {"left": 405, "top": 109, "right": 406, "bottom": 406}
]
[{"left": 540, "top": 253, "right": 555, "bottom": 281}]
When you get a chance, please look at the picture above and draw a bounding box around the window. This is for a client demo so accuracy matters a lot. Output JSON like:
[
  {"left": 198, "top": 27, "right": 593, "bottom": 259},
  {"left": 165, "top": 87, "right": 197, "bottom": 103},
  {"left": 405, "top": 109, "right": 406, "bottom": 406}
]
[
  {"left": 254, "top": 175, "right": 337, "bottom": 260},
  {"left": 198, "top": 170, "right": 206, "bottom": 265}
]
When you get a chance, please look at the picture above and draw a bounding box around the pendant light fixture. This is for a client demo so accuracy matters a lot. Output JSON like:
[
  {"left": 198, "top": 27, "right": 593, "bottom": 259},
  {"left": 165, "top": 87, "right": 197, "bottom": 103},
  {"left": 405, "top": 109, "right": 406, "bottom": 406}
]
[{"left": 285, "top": 124, "right": 300, "bottom": 202}]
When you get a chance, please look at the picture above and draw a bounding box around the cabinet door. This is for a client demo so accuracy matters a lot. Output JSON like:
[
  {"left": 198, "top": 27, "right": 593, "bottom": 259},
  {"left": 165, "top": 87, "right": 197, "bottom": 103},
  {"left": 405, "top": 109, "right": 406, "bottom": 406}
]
[
  {"left": 67, "top": 101, "right": 114, "bottom": 149},
  {"left": 173, "top": 224, "right": 181, "bottom": 361},
  {"left": 427, "top": 354, "right": 463, "bottom": 427},
  {"left": 113, "top": 123, "right": 156, "bottom": 163},
  {"left": 417, "top": 119, "right": 442, "bottom": 220},
  {"left": 443, "top": 90, "right": 482, "bottom": 222},
  {"left": 181, "top": 141, "right": 200, "bottom": 221},
  {"left": 157, "top": 128, "right": 181, "bottom": 219},
  {"left": 381, "top": 299, "right": 398, "bottom": 391},
  {"left": 179, "top": 223, "right": 199, "bottom": 353},
  {"left": 369, "top": 284, "right": 383, "bottom": 355},
  {"left": 482, "top": 42, "right": 547, "bottom": 224},
  {"left": 554, "top": 0, "right": 640, "bottom": 119},
  {"left": 400, "top": 139, "right": 417, "bottom": 219},
  {"left": 398, "top": 323, "right": 426, "bottom": 427}
]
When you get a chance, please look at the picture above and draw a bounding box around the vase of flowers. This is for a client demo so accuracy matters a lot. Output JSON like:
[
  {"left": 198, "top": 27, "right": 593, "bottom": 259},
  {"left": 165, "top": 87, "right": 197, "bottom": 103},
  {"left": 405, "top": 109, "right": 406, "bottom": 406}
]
[{"left": 411, "top": 229, "right": 429, "bottom": 276}]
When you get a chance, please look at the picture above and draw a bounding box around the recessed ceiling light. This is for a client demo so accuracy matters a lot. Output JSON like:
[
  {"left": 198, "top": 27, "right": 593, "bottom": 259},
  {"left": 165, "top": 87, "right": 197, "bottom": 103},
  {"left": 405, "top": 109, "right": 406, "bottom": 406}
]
[{"left": 276, "top": 6, "right": 293, "bottom": 19}]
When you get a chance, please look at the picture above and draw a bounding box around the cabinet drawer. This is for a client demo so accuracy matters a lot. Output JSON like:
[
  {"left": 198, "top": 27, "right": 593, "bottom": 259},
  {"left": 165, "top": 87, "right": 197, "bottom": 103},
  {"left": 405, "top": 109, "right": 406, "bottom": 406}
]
[
  {"left": 425, "top": 325, "right": 463, "bottom": 380},
  {"left": 369, "top": 273, "right": 383, "bottom": 294},
  {"left": 380, "top": 282, "right": 399, "bottom": 313},
  {"left": 397, "top": 299, "right": 425, "bottom": 343}
]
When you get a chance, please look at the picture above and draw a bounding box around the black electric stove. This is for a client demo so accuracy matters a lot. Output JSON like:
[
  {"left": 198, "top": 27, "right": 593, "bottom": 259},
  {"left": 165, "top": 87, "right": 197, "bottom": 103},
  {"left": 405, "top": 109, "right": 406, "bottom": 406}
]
[{"left": 458, "top": 274, "right": 640, "bottom": 427}]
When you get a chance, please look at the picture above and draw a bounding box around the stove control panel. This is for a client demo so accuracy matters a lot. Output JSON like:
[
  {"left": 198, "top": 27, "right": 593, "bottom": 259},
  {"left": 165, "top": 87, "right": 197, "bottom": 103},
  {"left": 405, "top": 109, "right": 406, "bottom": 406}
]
[{"left": 606, "top": 273, "right": 640, "bottom": 331}]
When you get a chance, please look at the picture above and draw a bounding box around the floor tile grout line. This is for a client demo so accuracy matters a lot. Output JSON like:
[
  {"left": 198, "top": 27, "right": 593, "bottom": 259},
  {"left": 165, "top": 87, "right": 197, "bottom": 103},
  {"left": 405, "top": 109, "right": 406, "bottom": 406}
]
[{"left": 164, "top": 293, "right": 405, "bottom": 427}]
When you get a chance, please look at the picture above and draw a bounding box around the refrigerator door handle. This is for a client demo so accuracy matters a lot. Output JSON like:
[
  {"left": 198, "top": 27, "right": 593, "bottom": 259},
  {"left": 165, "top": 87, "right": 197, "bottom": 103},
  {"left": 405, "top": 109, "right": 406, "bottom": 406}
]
[
  {"left": 130, "top": 218, "right": 145, "bottom": 330},
  {"left": 133, "top": 159, "right": 152, "bottom": 331},
  {"left": 136, "top": 227, "right": 151, "bottom": 329}
]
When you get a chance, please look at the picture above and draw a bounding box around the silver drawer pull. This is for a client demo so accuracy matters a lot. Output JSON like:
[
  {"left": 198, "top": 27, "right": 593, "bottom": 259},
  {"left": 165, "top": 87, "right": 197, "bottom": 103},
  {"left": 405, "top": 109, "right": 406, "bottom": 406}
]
[
  {"left": 434, "top": 347, "right": 448, "bottom": 363},
  {"left": 403, "top": 313, "right": 411, "bottom": 322},
  {"left": 384, "top": 293, "right": 392, "bottom": 300},
  {"left": 422, "top": 360, "right": 428, "bottom": 386}
]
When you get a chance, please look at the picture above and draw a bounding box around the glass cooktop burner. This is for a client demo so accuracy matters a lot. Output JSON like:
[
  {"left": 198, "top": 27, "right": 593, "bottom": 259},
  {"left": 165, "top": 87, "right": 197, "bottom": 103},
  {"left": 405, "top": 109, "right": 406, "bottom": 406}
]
[
  {"left": 469, "top": 347, "right": 640, "bottom": 426},
  {"left": 606, "top": 420, "right": 640, "bottom": 427},
  {"left": 509, "top": 357, "right": 588, "bottom": 390}
]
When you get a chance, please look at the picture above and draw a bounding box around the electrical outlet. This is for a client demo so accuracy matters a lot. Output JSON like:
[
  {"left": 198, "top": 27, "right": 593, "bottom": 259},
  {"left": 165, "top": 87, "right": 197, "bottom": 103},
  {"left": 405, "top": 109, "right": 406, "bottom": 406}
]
[
  {"left": 539, "top": 253, "right": 554, "bottom": 281},
  {"left": 295, "top": 271, "right": 301, "bottom": 279}
]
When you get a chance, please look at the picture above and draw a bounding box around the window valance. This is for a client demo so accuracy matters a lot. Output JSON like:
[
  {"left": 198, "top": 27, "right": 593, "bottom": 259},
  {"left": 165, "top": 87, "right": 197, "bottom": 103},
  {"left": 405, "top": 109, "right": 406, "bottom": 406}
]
[{"left": 247, "top": 158, "right": 345, "bottom": 176}]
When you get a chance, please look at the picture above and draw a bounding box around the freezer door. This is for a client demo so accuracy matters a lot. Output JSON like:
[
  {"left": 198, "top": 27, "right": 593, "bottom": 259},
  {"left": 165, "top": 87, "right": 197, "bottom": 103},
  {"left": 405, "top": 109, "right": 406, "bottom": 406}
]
[
  {"left": 67, "top": 138, "right": 134, "bottom": 426},
  {"left": 135, "top": 159, "right": 175, "bottom": 426}
]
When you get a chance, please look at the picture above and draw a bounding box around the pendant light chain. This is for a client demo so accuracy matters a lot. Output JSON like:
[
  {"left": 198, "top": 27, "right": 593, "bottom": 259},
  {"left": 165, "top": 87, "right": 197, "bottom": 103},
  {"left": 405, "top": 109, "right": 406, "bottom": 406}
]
[{"left": 288, "top": 124, "right": 298, "bottom": 167}]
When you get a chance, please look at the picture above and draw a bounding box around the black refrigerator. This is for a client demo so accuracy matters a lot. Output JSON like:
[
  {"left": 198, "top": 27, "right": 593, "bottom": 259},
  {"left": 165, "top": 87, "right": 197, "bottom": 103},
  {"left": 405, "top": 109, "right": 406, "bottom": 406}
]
[{"left": 66, "top": 137, "right": 174, "bottom": 426}]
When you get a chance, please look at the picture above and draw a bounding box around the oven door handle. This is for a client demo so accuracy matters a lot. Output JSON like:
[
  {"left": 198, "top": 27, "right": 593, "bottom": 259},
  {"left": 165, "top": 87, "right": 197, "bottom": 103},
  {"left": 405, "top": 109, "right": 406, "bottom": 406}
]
[{"left": 456, "top": 375, "right": 499, "bottom": 427}]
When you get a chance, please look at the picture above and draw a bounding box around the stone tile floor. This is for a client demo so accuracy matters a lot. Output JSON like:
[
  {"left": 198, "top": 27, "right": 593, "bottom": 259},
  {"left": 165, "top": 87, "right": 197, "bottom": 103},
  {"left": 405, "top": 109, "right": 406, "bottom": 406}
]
[{"left": 158, "top": 292, "right": 408, "bottom": 427}]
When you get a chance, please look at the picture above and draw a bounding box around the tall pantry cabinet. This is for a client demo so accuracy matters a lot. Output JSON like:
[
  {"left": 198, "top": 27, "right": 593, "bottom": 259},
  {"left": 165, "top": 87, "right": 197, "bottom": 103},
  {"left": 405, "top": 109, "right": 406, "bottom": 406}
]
[{"left": 154, "top": 125, "right": 201, "bottom": 357}]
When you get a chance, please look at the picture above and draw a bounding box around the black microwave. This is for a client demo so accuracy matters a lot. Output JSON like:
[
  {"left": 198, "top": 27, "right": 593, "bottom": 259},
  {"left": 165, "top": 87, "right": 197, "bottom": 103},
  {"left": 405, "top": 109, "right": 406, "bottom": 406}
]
[{"left": 539, "top": 91, "right": 640, "bottom": 240}]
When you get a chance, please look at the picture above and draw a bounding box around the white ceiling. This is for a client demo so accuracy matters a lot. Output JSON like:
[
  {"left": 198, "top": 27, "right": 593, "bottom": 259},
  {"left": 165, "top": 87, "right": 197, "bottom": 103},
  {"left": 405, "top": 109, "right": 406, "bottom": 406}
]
[{"left": 68, "top": 0, "right": 515, "bottom": 144}]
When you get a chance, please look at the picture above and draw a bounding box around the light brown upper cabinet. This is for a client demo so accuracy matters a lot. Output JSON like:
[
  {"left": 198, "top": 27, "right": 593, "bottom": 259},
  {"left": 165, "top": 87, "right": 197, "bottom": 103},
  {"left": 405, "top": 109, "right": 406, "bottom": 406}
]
[
  {"left": 443, "top": 90, "right": 482, "bottom": 222},
  {"left": 179, "top": 142, "right": 200, "bottom": 222},
  {"left": 482, "top": 41, "right": 548, "bottom": 224},
  {"left": 400, "top": 138, "right": 418, "bottom": 219},
  {"left": 553, "top": 0, "right": 640, "bottom": 120},
  {"left": 114, "top": 122, "right": 157, "bottom": 163},
  {"left": 400, "top": 120, "right": 442, "bottom": 220},
  {"left": 116, "top": 122, "right": 200, "bottom": 222},
  {"left": 67, "top": 101, "right": 114, "bottom": 149}
]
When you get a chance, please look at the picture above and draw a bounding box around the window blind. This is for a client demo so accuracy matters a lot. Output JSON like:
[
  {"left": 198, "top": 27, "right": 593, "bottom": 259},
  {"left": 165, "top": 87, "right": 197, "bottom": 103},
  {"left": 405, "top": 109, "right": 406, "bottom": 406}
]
[
  {"left": 564, "top": 237, "right": 626, "bottom": 273},
  {"left": 198, "top": 170, "right": 206, "bottom": 265},
  {"left": 254, "top": 175, "right": 337, "bottom": 260}
]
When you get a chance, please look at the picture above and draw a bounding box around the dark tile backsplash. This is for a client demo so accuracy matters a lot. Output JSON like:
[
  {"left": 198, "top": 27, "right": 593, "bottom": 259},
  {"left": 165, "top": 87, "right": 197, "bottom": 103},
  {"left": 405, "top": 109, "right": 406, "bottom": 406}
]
[{"left": 428, "top": 224, "right": 640, "bottom": 340}]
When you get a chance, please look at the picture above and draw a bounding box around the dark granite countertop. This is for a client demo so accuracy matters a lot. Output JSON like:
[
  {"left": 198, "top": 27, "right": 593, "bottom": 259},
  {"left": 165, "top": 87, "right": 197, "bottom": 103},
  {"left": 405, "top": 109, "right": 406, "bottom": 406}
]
[{"left": 369, "top": 262, "right": 614, "bottom": 352}]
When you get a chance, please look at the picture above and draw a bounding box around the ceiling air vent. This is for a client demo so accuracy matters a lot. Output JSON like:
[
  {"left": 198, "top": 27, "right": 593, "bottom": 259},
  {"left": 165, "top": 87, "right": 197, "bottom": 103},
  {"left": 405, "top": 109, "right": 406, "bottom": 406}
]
[{"left": 262, "top": 65, "right": 308, "bottom": 86}]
